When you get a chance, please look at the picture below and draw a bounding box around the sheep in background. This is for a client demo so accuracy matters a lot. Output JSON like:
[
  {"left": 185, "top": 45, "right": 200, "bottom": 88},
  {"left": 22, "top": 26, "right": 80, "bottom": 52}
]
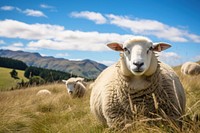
[
  {"left": 36, "top": 89, "right": 51, "bottom": 96},
  {"left": 90, "top": 36, "right": 186, "bottom": 130},
  {"left": 181, "top": 62, "right": 200, "bottom": 75},
  {"left": 62, "top": 77, "right": 86, "bottom": 98}
]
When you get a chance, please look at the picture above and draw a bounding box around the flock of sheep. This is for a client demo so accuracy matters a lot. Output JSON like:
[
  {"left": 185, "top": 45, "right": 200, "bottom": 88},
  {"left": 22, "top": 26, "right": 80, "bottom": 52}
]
[{"left": 36, "top": 36, "right": 200, "bottom": 131}]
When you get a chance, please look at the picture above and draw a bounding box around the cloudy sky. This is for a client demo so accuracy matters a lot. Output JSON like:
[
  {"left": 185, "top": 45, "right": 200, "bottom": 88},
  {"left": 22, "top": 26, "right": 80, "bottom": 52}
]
[{"left": 0, "top": 0, "right": 200, "bottom": 66}]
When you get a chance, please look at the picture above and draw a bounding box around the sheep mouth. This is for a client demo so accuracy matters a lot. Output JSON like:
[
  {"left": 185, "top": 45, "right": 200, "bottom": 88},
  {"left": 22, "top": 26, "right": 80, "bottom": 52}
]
[
  {"left": 132, "top": 68, "right": 144, "bottom": 73},
  {"left": 69, "top": 91, "right": 73, "bottom": 94}
]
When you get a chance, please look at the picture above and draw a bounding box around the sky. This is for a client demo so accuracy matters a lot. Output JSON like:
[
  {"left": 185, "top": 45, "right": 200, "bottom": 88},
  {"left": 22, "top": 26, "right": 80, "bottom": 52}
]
[{"left": 0, "top": 0, "right": 200, "bottom": 66}]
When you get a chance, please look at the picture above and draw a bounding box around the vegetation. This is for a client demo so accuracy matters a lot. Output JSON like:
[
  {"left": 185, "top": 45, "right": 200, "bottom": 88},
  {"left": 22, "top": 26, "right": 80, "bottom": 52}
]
[
  {"left": 0, "top": 65, "right": 83, "bottom": 91},
  {"left": 0, "top": 57, "right": 28, "bottom": 70},
  {"left": 0, "top": 83, "right": 104, "bottom": 133},
  {"left": 10, "top": 69, "right": 19, "bottom": 79},
  {"left": 24, "top": 66, "right": 77, "bottom": 83},
  {"left": 0, "top": 56, "right": 81, "bottom": 90},
  {"left": 0, "top": 66, "right": 200, "bottom": 132},
  {"left": 0, "top": 67, "right": 28, "bottom": 91},
  {"left": 29, "top": 76, "right": 45, "bottom": 85}
]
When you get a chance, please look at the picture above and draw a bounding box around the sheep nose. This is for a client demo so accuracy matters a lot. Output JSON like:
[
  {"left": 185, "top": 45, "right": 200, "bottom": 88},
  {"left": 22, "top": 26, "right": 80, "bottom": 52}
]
[{"left": 133, "top": 61, "right": 144, "bottom": 69}]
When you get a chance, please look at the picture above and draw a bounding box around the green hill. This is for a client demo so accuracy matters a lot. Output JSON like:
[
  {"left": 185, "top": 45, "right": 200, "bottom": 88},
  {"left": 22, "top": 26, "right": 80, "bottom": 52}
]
[{"left": 0, "top": 67, "right": 28, "bottom": 91}]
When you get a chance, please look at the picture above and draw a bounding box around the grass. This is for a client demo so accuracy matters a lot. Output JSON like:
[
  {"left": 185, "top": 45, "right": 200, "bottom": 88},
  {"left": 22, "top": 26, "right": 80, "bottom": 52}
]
[
  {"left": 0, "top": 66, "right": 200, "bottom": 133},
  {"left": 0, "top": 83, "right": 104, "bottom": 133},
  {"left": 0, "top": 67, "right": 28, "bottom": 91}
]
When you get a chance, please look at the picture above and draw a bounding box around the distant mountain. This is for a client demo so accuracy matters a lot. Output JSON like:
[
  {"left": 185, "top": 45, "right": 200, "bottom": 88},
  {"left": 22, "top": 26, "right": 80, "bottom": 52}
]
[{"left": 0, "top": 49, "right": 107, "bottom": 79}]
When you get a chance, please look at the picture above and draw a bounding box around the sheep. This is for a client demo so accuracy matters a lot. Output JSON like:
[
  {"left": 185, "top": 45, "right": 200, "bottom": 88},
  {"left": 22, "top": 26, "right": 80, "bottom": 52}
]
[
  {"left": 62, "top": 77, "right": 86, "bottom": 98},
  {"left": 181, "top": 62, "right": 200, "bottom": 75},
  {"left": 90, "top": 36, "right": 186, "bottom": 130},
  {"left": 36, "top": 89, "right": 51, "bottom": 96}
]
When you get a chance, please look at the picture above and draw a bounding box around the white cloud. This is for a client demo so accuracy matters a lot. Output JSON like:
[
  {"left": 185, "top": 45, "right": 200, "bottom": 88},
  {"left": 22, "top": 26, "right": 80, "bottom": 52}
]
[
  {"left": 98, "top": 60, "right": 115, "bottom": 66},
  {"left": 71, "top": 11, "right": 200, "bottom": 43},
  {"left": 187, "top": 33, "right": 200, "bottom": 43},
  {"left": 158, "top": 52, "right": 180, "bottom": 60},
  {"left": 55, "top": 53, "right": 69, "bottom": 57},
  {"left": 12, "top": 42, "right": 24, "bottom": 47},
  {"left": 193, "top": 55, "right": 200, "bottom": 61},
  {"left": 106, "top": 14, "right": 200, "bottom": 43},
  {"left": 0, "top": 5, "right": 47, "bottom": 18},
  {"left": 23, "top": 9, "right": 47, "bottom": 17},
  {"left": 0, "top": 19, "right": 63, "bottom": 40},
  {"left": 0, "top": 19, "right": 132, "bottom": 51},
  {"left": 40, "top": 4, "right": 56, "bottom": 12},
  {"left": 157, "top": 52, "right": 182, "bottom": 66},
  {"left": 40, "top": 4, "right": 54, "bottom": 9},
  {"left": 0, "top": 42, "right": 24, "bottom": 51},
  {"left": 71, "top": 11, "right": 107, "bottom": 24},
  {"left": 69, "top": 58, "right": 82, "bottom": 61},
  {"left": 0, "top": 40, "right": 5, "bottom": 44},
  {"left": 0, "top": 6, "right": 15, "bottom": 11}
]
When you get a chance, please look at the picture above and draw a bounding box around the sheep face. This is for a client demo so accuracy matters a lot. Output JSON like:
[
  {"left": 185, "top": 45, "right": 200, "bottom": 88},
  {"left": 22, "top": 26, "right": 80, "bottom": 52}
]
[
  {"left": 62, "top": 77, "right": 84, "bottom": 96},
  {"left": 107, "top": 36, "right": 171, "bottom": 76},
  {"left": 66, "top": 82, "right": 75, "bottom": 94},
  {"left": 62, "top": 79, "right": 77, "bottom": 95},
  {"left": 122, "top": 39, "right": 153, "bottom": 76}
]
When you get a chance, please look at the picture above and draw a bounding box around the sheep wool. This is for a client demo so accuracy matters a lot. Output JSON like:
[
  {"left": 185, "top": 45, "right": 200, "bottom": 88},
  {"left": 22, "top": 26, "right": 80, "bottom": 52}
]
[
  {"left": 73, "top": 81, "right": 86, "bottom": 98},
  {"left": 181, "top": 62, "right": 200, "bottom": 75},
  {"left": 62, "top": 77, "right": 86, "bottom": 98},
  {"left": 90, "top": 36, "right": 186, "bottom": 129},
  {"left": 36, "top": 89, "right": 51, "bottom": 96}
]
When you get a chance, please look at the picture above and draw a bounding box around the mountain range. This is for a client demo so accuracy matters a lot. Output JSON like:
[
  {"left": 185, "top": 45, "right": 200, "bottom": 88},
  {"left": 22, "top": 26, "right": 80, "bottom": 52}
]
[{"left": 0, "top": 49, "right": 107, "bottom": 79}]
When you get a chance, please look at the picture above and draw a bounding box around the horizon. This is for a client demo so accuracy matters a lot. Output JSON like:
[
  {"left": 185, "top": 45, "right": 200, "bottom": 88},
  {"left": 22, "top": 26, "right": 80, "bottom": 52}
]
[{"left": 0, "top": 0, "right": 200, "bottom": 66}]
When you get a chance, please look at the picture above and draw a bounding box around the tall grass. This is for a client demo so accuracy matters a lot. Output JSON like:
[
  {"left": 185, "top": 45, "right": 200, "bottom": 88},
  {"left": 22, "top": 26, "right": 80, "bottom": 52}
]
[
  {"left": 0, "top": 83, "right": 104, "bottom": 133},
  {"left": 0, "top": 67, "right": 200, "bottom": 133}
]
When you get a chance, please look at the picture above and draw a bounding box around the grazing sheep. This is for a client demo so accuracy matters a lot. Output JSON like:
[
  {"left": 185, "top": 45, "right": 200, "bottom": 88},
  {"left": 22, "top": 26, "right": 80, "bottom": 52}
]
[
  {"left": 181, "top": 62, "right": 200, "bottom": 75},
  {"left": 36, "top": 89, "right": 51, "bottom": 96},
  {"left": 62, "top": 77, "right": 86, "bottom": 98},
  {"left": 90, "top": 36, "right": 186, "bottom": 130}
]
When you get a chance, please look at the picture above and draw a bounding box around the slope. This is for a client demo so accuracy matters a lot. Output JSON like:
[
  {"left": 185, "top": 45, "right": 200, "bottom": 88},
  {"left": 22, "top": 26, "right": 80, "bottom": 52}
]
[{"left": 0, "top": 67, "right": 28, "bottom": 91}]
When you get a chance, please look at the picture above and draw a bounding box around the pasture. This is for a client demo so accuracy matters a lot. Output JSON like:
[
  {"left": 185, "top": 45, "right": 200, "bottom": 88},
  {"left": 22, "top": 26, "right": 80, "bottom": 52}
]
[
  {"left": 0, "top": 66, "right": 200, "bottom": 133},
  {"left": 0, "top": 67, "right": 28, "bottom": 91}
]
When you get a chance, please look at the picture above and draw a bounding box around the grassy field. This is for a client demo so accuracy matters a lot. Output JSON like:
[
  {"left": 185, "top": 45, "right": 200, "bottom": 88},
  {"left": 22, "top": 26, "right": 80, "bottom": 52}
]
[
  {"left": 0, "top": 66, "right": 200, "bottom": 133},
  {"left": 0, "top": 67, "right": 29, "bottom": 91}
]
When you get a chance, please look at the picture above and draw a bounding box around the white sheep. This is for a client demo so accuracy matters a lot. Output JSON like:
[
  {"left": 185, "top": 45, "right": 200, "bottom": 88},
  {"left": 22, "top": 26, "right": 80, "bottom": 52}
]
[
  {"left": 36, "top": 89, "right": 51, "bottom": 96},
  {"left": 90, "top": 36, "right": 186, "bottom": 130},
  {"left": 181, "top": 62, "right": 200, "bottom": 75},
  {"left": 62, "top": 77, "right": 86, "bottom": 98}
]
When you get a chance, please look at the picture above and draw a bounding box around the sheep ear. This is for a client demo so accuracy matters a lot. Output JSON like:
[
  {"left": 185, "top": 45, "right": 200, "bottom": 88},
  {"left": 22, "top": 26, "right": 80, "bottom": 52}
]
[
  {"left": 153, "top": 42, "right": 171, "bottom": 52},
  {"left": 107, "top": 42, "right": 124, "bottom": 51},
  {"left": 79, "top": 78, "right": 84, "bottom": 81},
  {"left": 76, "top": 77, "right": 84, "bottom": 82},
  {"left": 62, "top": 80, "right": 67, "bottom": 83}
]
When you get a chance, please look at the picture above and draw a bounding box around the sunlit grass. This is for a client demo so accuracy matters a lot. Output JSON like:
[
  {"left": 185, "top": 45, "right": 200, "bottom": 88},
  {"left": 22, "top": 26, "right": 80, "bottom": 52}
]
[
  {"left": 0, "top": 66, "right": 200, "bottom": 133},
  {"left": 0, "top": 67, "right": 28, "bottom": 91}
]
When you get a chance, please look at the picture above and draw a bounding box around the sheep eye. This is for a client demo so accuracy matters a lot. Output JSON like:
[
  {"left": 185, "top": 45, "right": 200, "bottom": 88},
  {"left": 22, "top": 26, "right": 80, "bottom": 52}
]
[
  {"left": 124, "top": 47, "right": 130, "bottom": 54},
  {"left": 147, "top": 47, "right": 153, "bottom": 54}
]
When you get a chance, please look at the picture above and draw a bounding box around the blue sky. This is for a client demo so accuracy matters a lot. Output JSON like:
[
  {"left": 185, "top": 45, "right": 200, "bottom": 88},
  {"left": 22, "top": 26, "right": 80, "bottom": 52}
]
[{"left": 0, "top": 0, "right": 200, "bottom": 66}]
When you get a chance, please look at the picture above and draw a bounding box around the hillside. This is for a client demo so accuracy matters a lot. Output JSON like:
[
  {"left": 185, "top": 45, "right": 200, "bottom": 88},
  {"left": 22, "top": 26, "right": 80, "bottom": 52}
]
[
  {"left": 0, "top": 67, "right": 28, "bottom": 91},
  {"left": 0, "top": 65, "right": 200, "bottom": 132},
  {"left": 0, "top": 49, "right": 107, "bottom": 79}
]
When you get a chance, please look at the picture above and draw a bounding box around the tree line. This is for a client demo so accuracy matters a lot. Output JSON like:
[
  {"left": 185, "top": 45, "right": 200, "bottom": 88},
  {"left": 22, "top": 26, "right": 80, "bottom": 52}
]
[
  {"left": 0, "top": 57, "right": 28, "bottom": 70},
  {"left": 24, "top": 66, "right": 75, "bottom": 83}
]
